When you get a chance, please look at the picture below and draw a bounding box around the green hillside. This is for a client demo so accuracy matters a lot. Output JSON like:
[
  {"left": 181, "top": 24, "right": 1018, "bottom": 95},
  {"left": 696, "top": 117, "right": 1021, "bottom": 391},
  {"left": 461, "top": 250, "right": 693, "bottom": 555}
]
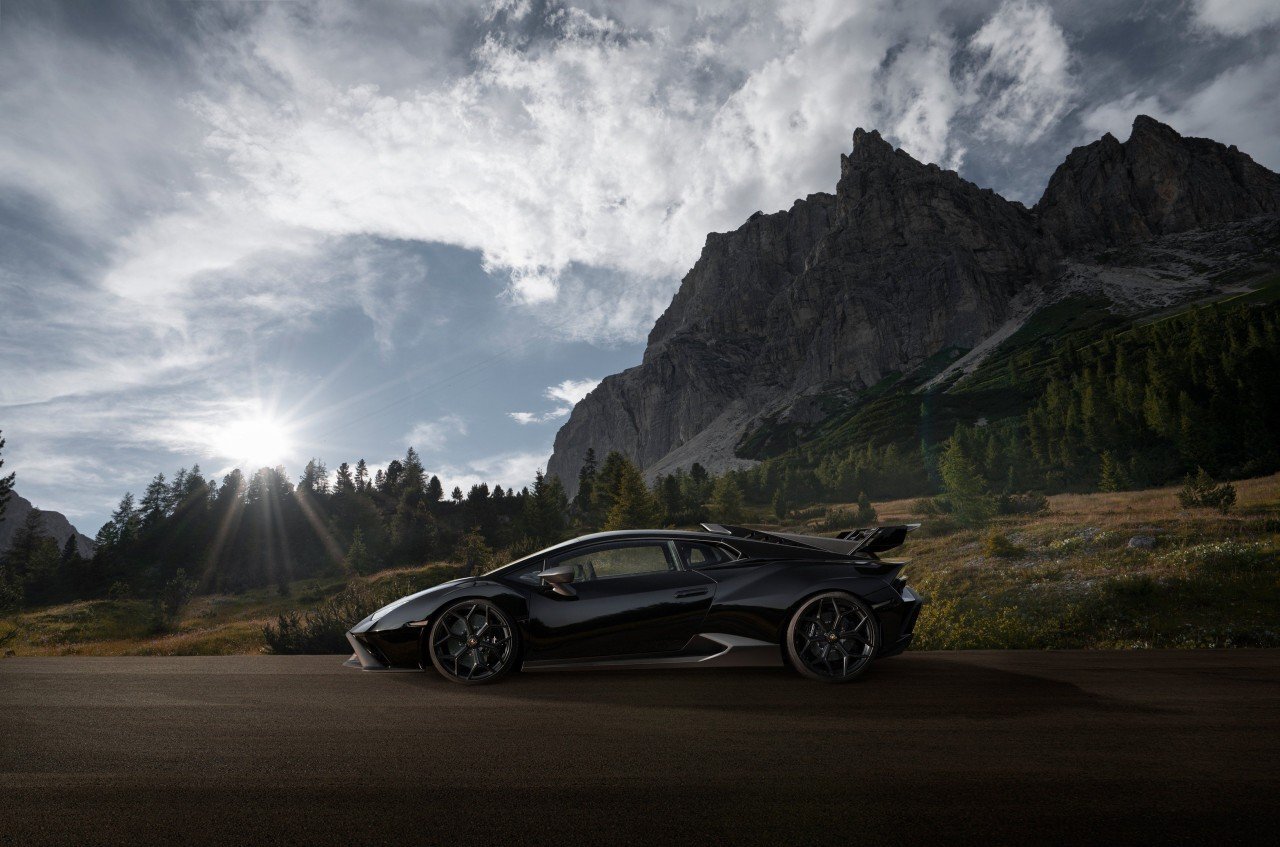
[{"left": 730, "top": 269, "right": 1280, "bottom": 506}]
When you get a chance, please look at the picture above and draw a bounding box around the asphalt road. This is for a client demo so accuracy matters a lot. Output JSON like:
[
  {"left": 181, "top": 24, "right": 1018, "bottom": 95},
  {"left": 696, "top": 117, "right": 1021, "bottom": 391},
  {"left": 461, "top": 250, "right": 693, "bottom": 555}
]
[{"left": 2, "top": 651, "right": 1278, "bottom": 846}]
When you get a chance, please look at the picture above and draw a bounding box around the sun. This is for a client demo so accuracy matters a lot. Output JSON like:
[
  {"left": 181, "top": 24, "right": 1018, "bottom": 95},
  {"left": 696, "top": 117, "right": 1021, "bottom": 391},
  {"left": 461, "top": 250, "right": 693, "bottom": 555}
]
[{"left": 216, "top": 415, "right": 294, "bottom": 468}]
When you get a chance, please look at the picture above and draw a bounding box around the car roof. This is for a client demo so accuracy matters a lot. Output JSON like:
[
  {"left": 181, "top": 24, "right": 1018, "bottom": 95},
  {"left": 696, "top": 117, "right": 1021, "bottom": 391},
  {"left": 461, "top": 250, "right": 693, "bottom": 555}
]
[{"left": 486, "top": 528, "right": 846, "bottom": 577}]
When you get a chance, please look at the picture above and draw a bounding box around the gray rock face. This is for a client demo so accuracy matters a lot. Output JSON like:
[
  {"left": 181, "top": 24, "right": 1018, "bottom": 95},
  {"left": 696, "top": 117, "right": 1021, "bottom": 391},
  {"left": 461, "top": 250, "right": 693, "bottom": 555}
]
[
  {"left": 1037, "top": 115, "right": 1280, "bottom": 254},
  {"left": 0, "top": 491, "right": 95, "bottom": 558},
  {"left": 547, "top": 116, "right": 1280, "bottom": 496}
]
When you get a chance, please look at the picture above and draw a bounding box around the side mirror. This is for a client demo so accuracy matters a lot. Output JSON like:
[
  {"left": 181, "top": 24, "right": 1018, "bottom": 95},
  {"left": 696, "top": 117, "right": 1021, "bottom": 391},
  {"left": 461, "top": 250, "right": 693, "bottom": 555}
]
[{"left": 540, "top": 564, "right": 577, "bottom": 597}]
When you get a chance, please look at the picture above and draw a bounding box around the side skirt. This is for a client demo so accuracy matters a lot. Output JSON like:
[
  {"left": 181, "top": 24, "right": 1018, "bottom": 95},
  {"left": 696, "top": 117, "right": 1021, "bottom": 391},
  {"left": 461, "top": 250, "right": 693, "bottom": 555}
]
[{"left": 522, "top": 633, "right": 783, "bottom": 673}]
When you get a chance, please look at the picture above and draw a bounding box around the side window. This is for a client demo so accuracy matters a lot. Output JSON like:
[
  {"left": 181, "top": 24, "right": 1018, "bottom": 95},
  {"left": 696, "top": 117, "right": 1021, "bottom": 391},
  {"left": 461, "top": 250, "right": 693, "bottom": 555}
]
[
  {"left": 678, "top": 542, "right": 737, "bottom": 568},
  {"left": 552, "top": 542, "right": 676, "bottom": 581}
]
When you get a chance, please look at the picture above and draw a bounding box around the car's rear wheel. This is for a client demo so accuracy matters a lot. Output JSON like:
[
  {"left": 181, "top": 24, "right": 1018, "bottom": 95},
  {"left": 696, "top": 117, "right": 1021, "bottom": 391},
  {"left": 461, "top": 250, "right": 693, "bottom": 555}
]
[
  {"left": 785, "top": 592, "right": 879, "bottom": 683},
  {"left": 428, "top": 599, "right": 518, "bottom": 685}
]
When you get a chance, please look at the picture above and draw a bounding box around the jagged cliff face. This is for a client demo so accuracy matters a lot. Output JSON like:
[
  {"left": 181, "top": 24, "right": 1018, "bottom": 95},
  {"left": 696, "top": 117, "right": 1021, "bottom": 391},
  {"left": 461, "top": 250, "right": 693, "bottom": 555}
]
[
  {"left": 1037, "top": 115, "right": 1280, "bottom": 253},
  {"left": 547, "top": 117, "right": 1280, "bottom": 496}
]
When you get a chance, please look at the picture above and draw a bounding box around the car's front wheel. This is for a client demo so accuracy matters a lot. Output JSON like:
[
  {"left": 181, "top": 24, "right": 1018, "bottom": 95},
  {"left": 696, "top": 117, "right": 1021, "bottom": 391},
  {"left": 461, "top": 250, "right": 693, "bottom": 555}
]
[
  {"left": 428, "top": 599, "right": 519, "bottom": 685},
  {"left": 785, "top": 592, "right": 879, "bottom": 683}
]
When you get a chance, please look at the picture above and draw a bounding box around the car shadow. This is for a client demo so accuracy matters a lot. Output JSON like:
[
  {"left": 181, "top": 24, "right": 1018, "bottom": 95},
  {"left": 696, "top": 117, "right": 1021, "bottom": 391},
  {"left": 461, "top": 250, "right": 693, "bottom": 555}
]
[{"left": 380, "top": 656, "right": 1163, "bottom": 719}]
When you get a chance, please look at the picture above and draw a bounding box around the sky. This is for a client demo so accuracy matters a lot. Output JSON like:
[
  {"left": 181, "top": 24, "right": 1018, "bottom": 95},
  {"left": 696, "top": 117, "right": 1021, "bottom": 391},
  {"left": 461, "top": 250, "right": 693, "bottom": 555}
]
[{"left": 1, "top": 0, "right": 1278, "bottom": 533}]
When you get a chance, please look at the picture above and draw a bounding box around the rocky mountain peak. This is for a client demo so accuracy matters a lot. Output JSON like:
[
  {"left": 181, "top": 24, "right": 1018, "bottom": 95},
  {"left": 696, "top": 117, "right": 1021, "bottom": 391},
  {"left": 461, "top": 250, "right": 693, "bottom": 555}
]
[
  {"left": 1037, "top": 114, "right": 1280, "bottom": 253},
  {"left": 848, "top": 127, "right": 892, "bottom": 158},
  {"left": 0, "top": 491, "right": 94, "bottom": 559},
  {"left": 547, "top": 117, "right": 1280, "bottom": 497}
]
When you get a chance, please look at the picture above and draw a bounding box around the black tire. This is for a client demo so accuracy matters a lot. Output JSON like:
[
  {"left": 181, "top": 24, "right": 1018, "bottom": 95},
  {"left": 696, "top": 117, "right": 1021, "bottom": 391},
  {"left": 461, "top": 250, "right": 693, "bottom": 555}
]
[
  {"left": 785, "top": 591, "right": 879, "bottom": 683},
  {"left": 428, "top": 599, "right": 519, "bottom": 685}
]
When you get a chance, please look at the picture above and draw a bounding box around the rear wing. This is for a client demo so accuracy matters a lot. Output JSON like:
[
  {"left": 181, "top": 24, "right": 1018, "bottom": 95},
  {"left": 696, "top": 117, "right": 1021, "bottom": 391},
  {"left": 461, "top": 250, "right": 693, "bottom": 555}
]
[{"left": 701, "top": 523, "right": 919, "bottom": 557}]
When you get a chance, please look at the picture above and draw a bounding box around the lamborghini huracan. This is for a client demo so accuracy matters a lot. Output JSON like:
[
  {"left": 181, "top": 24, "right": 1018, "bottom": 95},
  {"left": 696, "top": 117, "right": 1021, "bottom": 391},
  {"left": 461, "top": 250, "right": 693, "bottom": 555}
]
[{"left": 345, "top": 523, "right": 923, "bottom": 684}]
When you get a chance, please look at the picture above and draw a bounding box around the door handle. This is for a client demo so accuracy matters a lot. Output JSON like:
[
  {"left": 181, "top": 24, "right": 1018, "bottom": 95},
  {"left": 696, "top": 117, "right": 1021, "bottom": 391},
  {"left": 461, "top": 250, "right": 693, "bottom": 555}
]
[{"left": 674, "top": 588, "right": 709, "bottom": 598}]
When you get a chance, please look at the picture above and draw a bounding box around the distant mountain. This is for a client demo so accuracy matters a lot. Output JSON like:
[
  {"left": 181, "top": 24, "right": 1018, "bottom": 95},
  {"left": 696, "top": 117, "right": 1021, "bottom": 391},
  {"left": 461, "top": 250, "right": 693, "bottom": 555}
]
[
  {"left": 0, "top": 492, "right": 95, "bottom": 558},
  {"left": 547, "top": 116, "right": 1280, "bottom": 495}
]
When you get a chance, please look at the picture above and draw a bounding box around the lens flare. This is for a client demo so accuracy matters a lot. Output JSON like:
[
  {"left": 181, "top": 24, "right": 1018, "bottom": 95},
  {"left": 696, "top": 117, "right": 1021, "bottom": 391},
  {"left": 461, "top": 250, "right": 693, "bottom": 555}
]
[{"left": 215, "top": 415, "right": 293, "bottom": 468}]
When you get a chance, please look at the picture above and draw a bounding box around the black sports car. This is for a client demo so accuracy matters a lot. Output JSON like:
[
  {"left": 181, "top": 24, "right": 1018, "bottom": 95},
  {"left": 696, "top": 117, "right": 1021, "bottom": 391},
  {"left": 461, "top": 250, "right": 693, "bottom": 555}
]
[{"left": 345, "top": 523, "right": 923, "bottom": 684}]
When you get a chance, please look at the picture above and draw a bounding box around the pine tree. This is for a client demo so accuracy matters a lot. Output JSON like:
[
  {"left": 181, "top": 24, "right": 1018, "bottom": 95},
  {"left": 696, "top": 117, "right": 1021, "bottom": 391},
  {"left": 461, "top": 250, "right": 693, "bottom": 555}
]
[
  {"left": 382, "top": 459, "right": 404, "bottom": 496},
  {"left": 334, "top": 462, "right": 355, "bottom": 494},
  {"left": 299, "top": 459, "right": 329, "bottom": 495},
  {"left": 402, "top": 447, "right": 425, "bottom": 493},
  {"left": 771, "top": 488, "right": 788, "bottom": 523},
  {"left": 425, "top": 475, "right": 443, "bottom": 502},
  {"left": 939, "top": 440, "right": 995, "bottom": 528},
  {"left": 342, "top": 528, "right": 375, "bottom": 576},
  {"left": 657, "top": 473, "right": 685, "bottom": 525},
  {"left": 3, "top": 508, "right": 59, "bottom": 604},
  {"left": 110, "top": 493, "right": 140, "bottom": 546},
  {"left": 355, "top": 459, "right": 370, "bottom": 493},
  {"left": 1098, "top": 452, "right": 1126, "bottom": 492},
  {"left": 603, "top": 459, "right": 661, "bottom": 530},
  {"left": 0, "top": 429, "right": 15, "bottom": 523},
  {"left": 592, "top": 452, "right": 630, "bottom": 524},
  {"left": 140, "top": 473, "right": 168, "bottom": 526},
  {"left": 523, "top": 470, "right": 568, "bottom": 546},
  {"left": 574, "top": 448, "right": 598, "bottom": 515},
  {"left": 707, "top": 475, "right": 745, "bottom": 523},
  {"left": 167, "top": 467, "right": 189, "bottom": 513}
]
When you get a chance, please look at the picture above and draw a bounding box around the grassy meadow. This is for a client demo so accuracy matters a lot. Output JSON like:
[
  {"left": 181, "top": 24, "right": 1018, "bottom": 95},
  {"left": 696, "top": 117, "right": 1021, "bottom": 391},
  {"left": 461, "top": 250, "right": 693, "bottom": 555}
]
[{"left": 3, "top": 474, "right": 1277, "bottom": 657}]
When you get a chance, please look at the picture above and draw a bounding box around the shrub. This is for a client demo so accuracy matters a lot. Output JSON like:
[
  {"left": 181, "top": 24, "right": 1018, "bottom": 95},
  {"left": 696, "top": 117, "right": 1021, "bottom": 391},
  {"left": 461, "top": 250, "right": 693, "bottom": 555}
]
[
  {"left": 263, "top": 578, "right": 413, "bottom": 654},
  {"left": 1159, "top": 541, "right": 1275, "bottom": 574},
  {"left": 912, "top": 497, "right": 942, "bottom": 516},
  {"left": 1108, "top": 574, "right": 1158, "bottom": 600},
  {"left": 160, "top": 569, "right": 196, "bottom": 622},
  {"left": 853, "top": 492, "right": 877, "bottom": 525},
  {"left": 456, "top": 529, "right": 494, "bottom": 576},
  {"left": 998, "top": 492, "right": 1049, "bottom": 515},
  {"left": 983, "top": 533, "right": 1027, "bottom": 559},
  {"left": 812, "top": 508, "right": 852, "bottom": 532},
  {"left": 1177, "top": 469, "right": 1237, "bottom": 514}
]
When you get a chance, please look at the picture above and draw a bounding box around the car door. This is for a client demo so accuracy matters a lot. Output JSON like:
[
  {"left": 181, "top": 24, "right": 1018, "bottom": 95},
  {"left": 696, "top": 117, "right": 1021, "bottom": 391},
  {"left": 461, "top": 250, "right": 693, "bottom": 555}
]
[{"left": 523, "top": 539, "right": 716, "bottom": 661}]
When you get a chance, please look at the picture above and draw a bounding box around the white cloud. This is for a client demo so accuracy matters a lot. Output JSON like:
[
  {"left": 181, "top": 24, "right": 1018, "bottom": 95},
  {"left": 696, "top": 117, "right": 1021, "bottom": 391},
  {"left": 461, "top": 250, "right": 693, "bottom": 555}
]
[
  {"left": 1191, "top": 0, "right": 1280, "bottom": 36},
  {"left": 406, "top": 414, "right": 468, "bottom": 452},
  {"left": 508, "top": 377, "right": 600, "bottom": 424},
  {"left": 1079, "top": 53, "right": 1280, "bottom": 172},
  {"left": 433, "top": 449, "right": 549, "bottom": 494},
  {"left": 879, "top": 33, "right": 964, "bottom": 169},
  {"left": 544, "top": 377, "right": 601, "bottom": 406},
  {"left": 964, "top": 0, "right": 1077, "bottom": 145}
]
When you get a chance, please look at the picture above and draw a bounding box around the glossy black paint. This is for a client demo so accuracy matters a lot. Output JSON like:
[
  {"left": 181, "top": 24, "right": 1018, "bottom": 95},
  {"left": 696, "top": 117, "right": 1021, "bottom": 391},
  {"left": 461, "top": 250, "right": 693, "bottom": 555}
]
[{"left": 347, "top": 529, "right": 922, "bottom": 673}]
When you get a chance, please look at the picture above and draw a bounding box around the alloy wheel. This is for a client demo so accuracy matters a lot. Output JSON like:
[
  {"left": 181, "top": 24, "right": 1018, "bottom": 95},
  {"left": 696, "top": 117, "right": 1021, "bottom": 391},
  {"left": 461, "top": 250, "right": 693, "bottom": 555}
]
[
  {"left": 429, "top": 600, "right": 516, "bottom": 684},
  {"left": 787, "top": 593, "right": 878, "bottom": 682}
]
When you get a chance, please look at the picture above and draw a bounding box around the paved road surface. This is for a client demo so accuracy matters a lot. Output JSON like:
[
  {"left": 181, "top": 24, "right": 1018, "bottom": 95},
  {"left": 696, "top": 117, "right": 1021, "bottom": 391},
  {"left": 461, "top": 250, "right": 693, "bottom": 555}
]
[{"left": 3, "top": 651, "right": 1279, "bottom": 845}]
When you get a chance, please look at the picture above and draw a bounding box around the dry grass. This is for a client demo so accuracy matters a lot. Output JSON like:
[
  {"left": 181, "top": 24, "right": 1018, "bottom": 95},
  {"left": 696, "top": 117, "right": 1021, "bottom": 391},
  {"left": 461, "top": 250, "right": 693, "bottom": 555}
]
[
  {"left": 0, "top": 561, "right": 461, "bottom": 658},
  {"left": 873, "top": 472, "right": 1280, "bottom": 525},
  {"left": 779, "top": 473, "right": 1280, "bottom": 650}
]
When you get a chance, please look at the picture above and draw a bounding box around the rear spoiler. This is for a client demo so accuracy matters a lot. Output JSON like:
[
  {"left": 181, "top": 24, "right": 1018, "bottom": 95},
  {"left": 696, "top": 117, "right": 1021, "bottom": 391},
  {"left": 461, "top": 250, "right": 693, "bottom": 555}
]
[{"left": 701, "top": 523, "right": 919, "bottom": 557}]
